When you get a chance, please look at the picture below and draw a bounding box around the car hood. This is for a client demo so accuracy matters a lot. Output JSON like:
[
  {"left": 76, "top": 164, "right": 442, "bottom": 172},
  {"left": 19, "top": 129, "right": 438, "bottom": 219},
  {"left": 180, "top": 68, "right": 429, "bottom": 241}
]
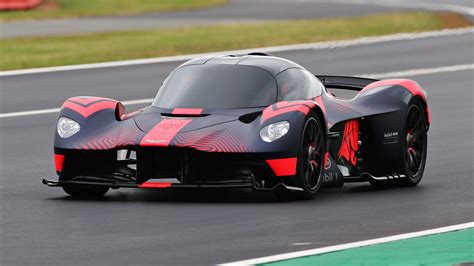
[{"left": 133, "top": 107, "right": 264, "bottom": 133}]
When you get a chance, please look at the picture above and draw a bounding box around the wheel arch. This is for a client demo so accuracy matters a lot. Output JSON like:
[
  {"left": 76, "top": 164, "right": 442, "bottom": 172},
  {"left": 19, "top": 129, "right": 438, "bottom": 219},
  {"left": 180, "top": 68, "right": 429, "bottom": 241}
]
[
  {"left": 413, "top": 95, "right": 430, "bottom": 128},
  {"left": 308, "top": 104, "right": 330, "bottom": 161}
]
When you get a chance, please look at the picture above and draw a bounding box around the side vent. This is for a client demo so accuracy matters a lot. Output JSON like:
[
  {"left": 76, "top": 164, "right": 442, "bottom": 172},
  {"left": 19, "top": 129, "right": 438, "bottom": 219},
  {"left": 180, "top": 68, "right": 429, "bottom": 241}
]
[
  {"left": 247, "top": 52, "right": 273, "bottom": 56},
  {"left": 239, "top": 112, "right": 261, "bottom": 124}
]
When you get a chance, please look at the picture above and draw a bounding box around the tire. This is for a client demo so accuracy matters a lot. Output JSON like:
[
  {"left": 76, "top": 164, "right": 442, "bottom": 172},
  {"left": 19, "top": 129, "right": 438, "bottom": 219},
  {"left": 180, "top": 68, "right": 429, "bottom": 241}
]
[
  {"left": 62, "top": 184, "right": 109, "bottom": 198},
  {"left": 292, "top": 112, "right": 326, "bottom": 199},
  {"left": 369, "top": 98, "right": 427, "bottom": 187},
  {"left": 398, "top": 99, "right": 428, "bottom": 186}
]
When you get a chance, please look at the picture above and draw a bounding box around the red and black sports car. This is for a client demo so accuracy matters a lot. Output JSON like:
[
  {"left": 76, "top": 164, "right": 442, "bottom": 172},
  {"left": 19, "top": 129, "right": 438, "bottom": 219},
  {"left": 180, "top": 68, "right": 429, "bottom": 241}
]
[{"left": 43, "top": 54, "right": 429, "bottom": 199}]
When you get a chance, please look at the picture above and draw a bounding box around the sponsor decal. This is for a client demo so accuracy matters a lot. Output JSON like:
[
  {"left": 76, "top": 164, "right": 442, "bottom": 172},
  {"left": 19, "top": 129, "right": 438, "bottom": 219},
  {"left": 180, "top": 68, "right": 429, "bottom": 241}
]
[
  {"left": 384, "top": 132, "right": 398, "bottom": 138},
  {"left": 323, "top": 171, "right": 339, "bottom": 183},
  {"left": 383, "top": 131, "right": 399, "bottom": 145}
]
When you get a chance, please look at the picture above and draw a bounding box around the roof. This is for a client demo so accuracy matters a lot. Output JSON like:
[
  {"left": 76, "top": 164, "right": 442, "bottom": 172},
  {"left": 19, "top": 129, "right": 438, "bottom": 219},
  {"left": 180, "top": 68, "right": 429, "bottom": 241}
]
[{"left": 178, "top": 54, "right": 305, "bottom": 76}]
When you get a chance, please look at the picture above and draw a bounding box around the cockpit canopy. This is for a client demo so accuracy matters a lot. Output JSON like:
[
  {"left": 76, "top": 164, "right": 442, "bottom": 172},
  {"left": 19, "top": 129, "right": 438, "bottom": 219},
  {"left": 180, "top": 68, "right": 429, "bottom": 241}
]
[{"left": 153, "top": 56, "right": 324, "bottom": 110}]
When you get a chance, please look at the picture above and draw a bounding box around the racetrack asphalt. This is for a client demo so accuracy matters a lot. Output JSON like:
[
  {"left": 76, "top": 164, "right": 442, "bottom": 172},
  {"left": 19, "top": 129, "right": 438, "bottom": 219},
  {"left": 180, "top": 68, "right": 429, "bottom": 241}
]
[
  {"left": 0, "top": 28, "right": 473, "bottom": 265},
  {"left": 2, "top": 0, "right": 473, "bottom": 39},
  {"left": 0, "top": 0, "right": 429, "bottom": 39}
]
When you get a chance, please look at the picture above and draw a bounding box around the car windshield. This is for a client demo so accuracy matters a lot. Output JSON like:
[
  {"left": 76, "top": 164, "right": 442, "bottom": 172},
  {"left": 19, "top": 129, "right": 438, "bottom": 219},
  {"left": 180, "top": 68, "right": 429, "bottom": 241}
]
[{"left": 153, "top": 64, "right": 277, "bottom": 109}]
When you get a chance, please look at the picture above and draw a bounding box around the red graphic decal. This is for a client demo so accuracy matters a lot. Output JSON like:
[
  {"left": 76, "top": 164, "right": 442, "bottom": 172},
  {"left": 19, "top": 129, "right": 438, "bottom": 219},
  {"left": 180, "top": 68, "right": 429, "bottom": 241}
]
[
  {"left": 63, "top": 97, "right": 117, "bottom": 118},
  {"left": 324, "top": 152, "right": 329, "bottom": 167},
  {"left": 138, "top": 182, "right": 172, "bottom": 188},
  {"left": 262, "top": 101, "right": 315, "bottom": 121},
  {"left": 266, "top": 157, "right": 298, "bottom": 176},
  {"left": 338, "top": 120, "right": 359, "bottom": 166},
  {"left": 174, "top": 128, "right": 252, "bottom": 153},
  {"left": 54, "top": 154, "right": 65, "bottom": 172},
  {"left": 140, "top": 119, "right": 192, "bottom": 147},
  {"left": 172, "top": 108, "right": 203, "bottom": 115}
]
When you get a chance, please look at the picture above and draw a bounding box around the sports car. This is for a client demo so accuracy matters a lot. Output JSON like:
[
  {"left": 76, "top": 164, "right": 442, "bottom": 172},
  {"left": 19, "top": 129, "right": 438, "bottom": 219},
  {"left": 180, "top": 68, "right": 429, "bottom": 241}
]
[{"left": 43, "top": 53, "right": 429, "bottom": 199}]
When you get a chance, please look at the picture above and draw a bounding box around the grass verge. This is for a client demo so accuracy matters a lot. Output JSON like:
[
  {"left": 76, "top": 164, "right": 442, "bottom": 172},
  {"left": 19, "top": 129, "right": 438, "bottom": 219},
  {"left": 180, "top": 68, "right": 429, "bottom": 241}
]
[
  {"left": 0, "top": 12, "right": 471, "bottom": 71},
  {"left": 0, "top": 0, "right": 227, "bottom": 21}
]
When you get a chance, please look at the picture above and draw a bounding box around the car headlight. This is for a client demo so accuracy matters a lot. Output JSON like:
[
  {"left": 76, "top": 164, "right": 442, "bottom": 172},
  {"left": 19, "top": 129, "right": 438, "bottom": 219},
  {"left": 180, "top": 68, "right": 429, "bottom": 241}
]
[
  {"left": 57, "top": 117, "right": 80, "bottom": 138},
  {"left": 260, "top": 121, "right": 290, "bottom": 142}
]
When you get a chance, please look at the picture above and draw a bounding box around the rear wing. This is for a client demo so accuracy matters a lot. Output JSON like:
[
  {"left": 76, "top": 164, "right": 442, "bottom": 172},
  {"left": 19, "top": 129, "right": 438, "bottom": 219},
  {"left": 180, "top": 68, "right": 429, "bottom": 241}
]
[{"left": 316, "top": 75, "right": 378, "bottom": 91}]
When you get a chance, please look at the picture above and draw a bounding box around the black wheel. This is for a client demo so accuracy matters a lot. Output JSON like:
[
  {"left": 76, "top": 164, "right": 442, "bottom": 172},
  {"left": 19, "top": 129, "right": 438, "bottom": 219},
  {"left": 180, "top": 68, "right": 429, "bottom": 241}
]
[
  {"left": 294, "top": 113, "right": 326, "bottom": 199},
  {"left": 62, "top": 184, "right": 109, "bottom": 198},
  {"left": 369, "top": 99, "right": 427, "bottom": 188},
  {"left": 399, "top": 99, "right": 428, "bottom": 186}
]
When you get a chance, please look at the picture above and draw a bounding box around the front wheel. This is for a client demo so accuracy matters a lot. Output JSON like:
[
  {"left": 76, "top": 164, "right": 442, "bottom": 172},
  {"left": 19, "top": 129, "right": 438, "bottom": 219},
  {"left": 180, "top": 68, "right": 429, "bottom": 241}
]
[
  {"left": 293, "top": 113, "right": 326, "bottom": 199},
  {"left": 62, "top": 184, "right": 109, "bottom": 198}
]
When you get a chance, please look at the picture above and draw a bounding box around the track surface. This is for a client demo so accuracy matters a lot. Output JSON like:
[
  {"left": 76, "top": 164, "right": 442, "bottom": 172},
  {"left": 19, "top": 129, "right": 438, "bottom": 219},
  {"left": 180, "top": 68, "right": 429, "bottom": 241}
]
[
  {"left": 2, "top": 0, "right": 473, "bottom": 39},
  {"left": 0, "top": 0, "right": 427, "bottom": 38},
  {"left": 0, "top": 29, "right": 473, "bottom": 265}
]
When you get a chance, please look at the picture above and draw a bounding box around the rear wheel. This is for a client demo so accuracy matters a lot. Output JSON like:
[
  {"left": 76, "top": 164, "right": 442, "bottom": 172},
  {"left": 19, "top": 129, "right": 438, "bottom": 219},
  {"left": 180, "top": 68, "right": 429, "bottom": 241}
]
[
  {"left": 399, "top": 99, "right": 428, "bottom": 186},
  {"left": 369, "top": 99, "right": 427, "bottom": 187},
  {"left": 292, "top": 113, "right": 326, "bottom": 199},
  {"left": 62, "top": 184, "right": 109, "bottom": 198}
]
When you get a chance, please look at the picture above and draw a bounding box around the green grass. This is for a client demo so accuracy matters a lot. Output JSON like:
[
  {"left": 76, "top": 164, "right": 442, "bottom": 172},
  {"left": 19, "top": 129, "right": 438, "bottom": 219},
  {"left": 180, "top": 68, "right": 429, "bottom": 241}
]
[
  {"left": 0, "top": 12, "right": 471, "bottom": 71},
  {"left": 261, "top": 228, "right": 474, "bottom": 266},
  {"left": 0, "top": 0, "right": 227, "bottom": 21}
]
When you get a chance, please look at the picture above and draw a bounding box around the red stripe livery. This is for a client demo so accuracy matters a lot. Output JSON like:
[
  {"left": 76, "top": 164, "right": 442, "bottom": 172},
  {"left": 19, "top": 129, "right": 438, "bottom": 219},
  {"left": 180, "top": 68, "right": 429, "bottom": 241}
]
[
  {"left": 172, "top": 108, "right": 203, "bottom": 115},
  {"left": 362, "top": 79, "right": 425, "bottom": 100},
  {"left": 361, "top": 79, "right": 430, "bottom": 123},
  {"left": 62, "top": 97, "right": 117, "bottom": 118},
  {"left": 140, "top": 119, "right": 192, "bottom": 147},
  {"left": 262, "top": 101, "right": 317, "bottom": 121},
  {"left": 266, "top": 157, "right": 298, "bottom": 176}
]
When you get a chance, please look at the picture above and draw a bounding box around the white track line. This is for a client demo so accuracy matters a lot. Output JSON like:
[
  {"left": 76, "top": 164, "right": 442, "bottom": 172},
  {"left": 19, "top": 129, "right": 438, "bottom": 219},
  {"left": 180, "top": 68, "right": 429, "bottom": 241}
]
[
  {"left": 220, "top": 222, "right": 474, "bottom": 266},
  {"left": 0, "top": 63, "right": 472, "bottom": 119},
  {"left": 0, "top": 99, "right": 153, "bottom": 119},
  {"left": 362, "top": 63, "right": 474, "bottom": 79},
  {"left": 0, "top": 27, "right": 472, "bottom": 77},
  {"left": 296, "top": 0, "right": 474, "bottom": 16}
]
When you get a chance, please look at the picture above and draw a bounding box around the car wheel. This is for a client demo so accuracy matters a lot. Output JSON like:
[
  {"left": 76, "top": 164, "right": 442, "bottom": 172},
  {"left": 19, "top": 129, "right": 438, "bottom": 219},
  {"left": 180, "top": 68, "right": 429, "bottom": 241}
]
[
  {"left": 294, "top": 113, "right": 326, "bottom": 199},
  {"left": 399, "top": 99, "right": 428, "bottom": 186},
  {"left": 369, "top": 98, "right": 427, "bottom": 188},
  {"left": 62, "top": 184, "right": 109, "bottom": 198}
]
